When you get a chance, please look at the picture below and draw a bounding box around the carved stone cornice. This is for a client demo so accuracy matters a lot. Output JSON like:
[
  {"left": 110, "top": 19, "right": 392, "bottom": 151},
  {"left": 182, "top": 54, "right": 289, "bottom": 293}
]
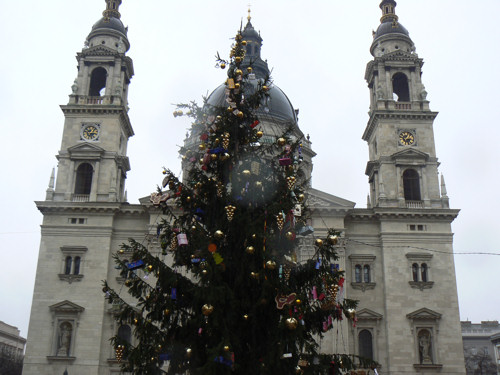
[
  {"left": 347, "top": 207, "right": 459, "bottom": 221},
  {"left": 35, "top": 201, "right": 146, "bottom": 216},
  {"left": 362, "top": 111, "right": 438, "bottom": 142},
  {"left": 408, "top": 281, "right": 434, "bottom": 291},
  {"left": 58, "top": 274, "right": 84, "bottom": 283}
]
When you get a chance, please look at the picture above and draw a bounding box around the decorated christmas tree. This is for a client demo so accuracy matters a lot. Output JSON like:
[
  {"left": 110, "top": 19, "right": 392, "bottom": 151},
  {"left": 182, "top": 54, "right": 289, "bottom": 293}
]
[{"left": 103, "top": 25, "right": 368, "bottom": 375}]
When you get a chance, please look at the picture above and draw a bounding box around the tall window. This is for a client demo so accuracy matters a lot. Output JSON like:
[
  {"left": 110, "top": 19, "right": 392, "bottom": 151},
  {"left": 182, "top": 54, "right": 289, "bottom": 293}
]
[
  {"left": 392, "top": 72, "right": 410, "bottom": 101},
  {"left": 358, "top": 329, "right": 373, "bottom": 360},
  {"left": 412, "top": 263, "right": 419, "bottom": 282},
  {"left": 89, "top": 67, "right": 107, "bottom": 96},
  {"left": 355, "top": 265, "right": 362, "bottom": 283},
  {"left": 65, "top": 256, "right": 72, "bottom": 275},
  {"left": 117, "top": 325, "right": 132, "bottom": 344},
  {"left": 403, "top": 169, "right": 421, "bottom": 201},
  {"left": 73, "top": 256, "right": 81, "bottom": 275},
  {"left": 75, "top": 163, "right": 93, "bottom": 195},
  {"left": 421, "top": 263, "right": 428, "bottom": 282},
  {"left": 363, "top": 265, "right": 371, "bottom": 283}
]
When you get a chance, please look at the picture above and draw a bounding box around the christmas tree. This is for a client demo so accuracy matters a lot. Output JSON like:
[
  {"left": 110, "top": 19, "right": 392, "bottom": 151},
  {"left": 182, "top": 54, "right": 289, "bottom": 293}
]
[{"left": 104, "top": 26, "right": 368, "bottom": 375}]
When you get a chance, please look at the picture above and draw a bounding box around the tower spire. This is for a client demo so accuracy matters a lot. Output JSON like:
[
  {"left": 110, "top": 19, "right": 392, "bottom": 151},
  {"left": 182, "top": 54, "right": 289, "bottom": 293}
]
[
  {"left": 247, "top": 6, "right": 251, "bottom": 22},
  {"left": 103, "top": 0, "right": 122, "bottom": 21},
  {"left": 379, "top": 0, "right": 398, "bottom": 24}
]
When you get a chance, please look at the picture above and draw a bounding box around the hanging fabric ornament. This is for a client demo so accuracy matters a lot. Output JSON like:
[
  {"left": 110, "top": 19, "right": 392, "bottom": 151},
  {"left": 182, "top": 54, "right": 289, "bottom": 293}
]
[
  {"left": 115, "top": 345, "right": 125, "bottom": 362},
  {"left": 170, "top": 235, "right": 178, "bottom": 251},
  {"left": 225, "top": 205, "right": 236, "bottom": 221},
  {"left": 217, "top": 182, "right": 224, "bottom": 197},
  {"left": 222, "top": 132, "right": 230, "bottom": 150},
  {"left": 286, "top": 176, "right": 296, "bottom": 190},
  {"left": 276, "top": 214, "right": 284, "bottom": 231}
]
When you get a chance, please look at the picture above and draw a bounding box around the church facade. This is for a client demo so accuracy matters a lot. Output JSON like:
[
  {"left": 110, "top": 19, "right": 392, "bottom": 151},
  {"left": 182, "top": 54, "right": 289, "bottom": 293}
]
[{"left": 23, "top": 1, "right": 466, "bottom": 374}]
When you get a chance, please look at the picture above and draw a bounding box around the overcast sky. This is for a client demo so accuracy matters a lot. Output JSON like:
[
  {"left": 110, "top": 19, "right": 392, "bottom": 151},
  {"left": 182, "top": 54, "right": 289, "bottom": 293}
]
[{"left": 1, "top": 0, "right": 499, "bottom": 339}]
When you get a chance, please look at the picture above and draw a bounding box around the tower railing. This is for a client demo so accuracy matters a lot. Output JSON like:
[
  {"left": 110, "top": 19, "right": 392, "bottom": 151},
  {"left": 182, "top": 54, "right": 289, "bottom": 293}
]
[
  {"left": 72, "top": 194, "right": 90, "bottom": 202},
  {"left": 405, "top": 200, "right": 423, "bottom": 209},
  {"left": 395, "top": 102, "right": 412, "bottom": 110}
]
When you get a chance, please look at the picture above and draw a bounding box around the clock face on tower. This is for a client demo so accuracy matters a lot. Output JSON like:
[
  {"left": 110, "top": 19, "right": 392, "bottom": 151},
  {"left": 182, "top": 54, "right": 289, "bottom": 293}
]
[
  {"left": 399, "top": 130, "right": 415, "bottom": 146},
  {"left": 81, "top": 124, "right": 100, "bottom": 141}
]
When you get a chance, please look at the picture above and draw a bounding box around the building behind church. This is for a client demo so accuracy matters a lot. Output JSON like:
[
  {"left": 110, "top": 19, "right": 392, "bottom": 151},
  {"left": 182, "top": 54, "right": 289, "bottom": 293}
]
[{"left": 23, "top": 1, "right": 466, "bottom": 374}]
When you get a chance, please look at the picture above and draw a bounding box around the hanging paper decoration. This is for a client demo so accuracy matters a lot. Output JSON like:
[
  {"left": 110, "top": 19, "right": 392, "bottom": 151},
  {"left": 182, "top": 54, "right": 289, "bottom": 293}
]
[
  {"left": 126, "top": 259, "right": 144, "bottom": 270},
  {"left": 177, "top": 233, "right": 188, "bottom": 246}
]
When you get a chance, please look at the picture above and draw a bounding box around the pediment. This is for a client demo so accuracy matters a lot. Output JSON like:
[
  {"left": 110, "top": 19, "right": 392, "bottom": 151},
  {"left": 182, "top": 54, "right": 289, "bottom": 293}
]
[
  {"left": 68, "top": 143, "right": 105, "bottom": 159},
  {"left": 379, "top": 50, "right": 422, "bottom": 63},
  {"left": 391, "top": 148, "right": 429, "bottom": 162},
  {"left": 307, "top": 188, "right": 355, "bottom": 209},
  {"left": 81, "top": 45, "right": 119, "bottom": 57},
  {"left": 49, "top": 300, "right": 85, "bottom": 314},
  {"left": 356, "top": 308, "right": 383, "bottom": 321},
  {"left": 406, "top": 307, "right": 441, "bottom": 321}
]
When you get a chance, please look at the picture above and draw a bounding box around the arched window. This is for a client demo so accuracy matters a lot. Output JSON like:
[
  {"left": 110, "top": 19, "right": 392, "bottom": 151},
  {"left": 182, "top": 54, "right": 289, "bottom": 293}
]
[
  {"left": 65, "top": 256, "right": 72, "bottom": 275},
  {"left": 89, "top": 67, "right": 107, "bottom": 96},
  {"left": 412, "top": 263, "right": 419, "bottom": 282},
  {"left": 363, "top": 265, "right": 371, "bottom": 283},
  {"left": 75, "top": 163, "right": 93, "bottom": 195},
  {"left": 73, "top": 257, "right": 81, "bottom": 275},
  {"left": 403, "top": 169, "right": 421, "bottom": 201},
  {"left": 392, "top": 72, "right": 410, "bottom": 102},
  {"left": 118, "top": 324, "right": 132, "bottom": 344},
  {"left": 358, "top": 329, "right": 373, "bottom": 360},
  {"left": 421, "top": 263, "right": 428, "bottom": 282},
  {"left": 355, "top": 265, "right": 362, "bottom": 283}
]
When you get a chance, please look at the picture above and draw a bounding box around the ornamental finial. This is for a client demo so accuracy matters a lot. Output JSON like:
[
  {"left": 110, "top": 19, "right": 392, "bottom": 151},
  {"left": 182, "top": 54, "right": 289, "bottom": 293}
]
[
  {"left": 103, "top": 0, "right": 122, "bottom": 21},
  {"left": 247, "top": 5, "right": 252, "bottom": 22}
]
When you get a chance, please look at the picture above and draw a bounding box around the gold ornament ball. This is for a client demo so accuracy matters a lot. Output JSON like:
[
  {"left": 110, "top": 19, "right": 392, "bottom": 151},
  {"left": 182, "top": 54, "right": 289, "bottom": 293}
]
[
  {"left": 297, "top": 193, "right": 305, "bottom": 202},
  {"left": 220, "top": 153, "right": 230, "bottom": 161},
  {"left": 243, "top": 314, "right": 249, "bottom": 320},
  {"left": 256, "top": 130, "right": 263, "bottom": 138},
  {"left": 295, "top": 299, "right": 302, "bottom": 305},
  {"left": 133, "top": 318, "right": 139, "bottom": 325},
  {"left": 186, "top": 196, "right": 191, "bottom": 202},
  {"left": 118, "top": 248, "right": 125, "bottom": 254},
  {"left": 245, "top": 245, "right": 255, "bottom": 254},
  {"left": 223, "top": 345, "right": 230, "bottom": 352},
  {"left": 198, "top": 143, "right": 206, "bottom": 151},
  {"left": 220, "top": 63, "right": 226, "bottom": 69},
  {"left": 210, "top": 153, "right": 218, "bottom": 161},
  {"left": 315, "top": 239, "right": 324, "bottom": 247},
  {"left": 295, "top": 366, "right": 303, "bottom": 374},
  {"left": 186, "top": 348, "right": 192, "bottom": 358},
  {"left": 327, "top": 235, "right": 338, "bottom": 245},
  {"left": 237, "top": 111, "right": 244, "bottom": 119},
  {"left": 250, "top": 271, "right": 259, "bottom": 279},
  {"left": 262, "top": 85, "right": 268, "bottom": 91},
  {"left": 235, "top": 56, "right": 242, "bottom": 63},
  {"left": 242, "top": 40, "right": 247, "bottom": 46},
  {"left": 251, "top": 234, "right": 257, "bottom": 239},
  {"left": 235, "top": 83, "right": 240, "bottom": 89},
  {"left": 235, "top": 69, "right": 243, "bottom": 75},
  {"left": 277, "top": 137, "right": 286, "bottom": 146},
  {"left": 202, "top": 304, "right": 214, "bottom": 316},
  {"left": 202, "top": 269, "right": 208, "bottom": 275},
  {"left": 247, "top": 66, "right": 253, "bottom": 73},
  {"left": 147, "top": 265, "right": 153, "bottom": 271},
  {"left": 164, "top": 309, "right": 170, "bottom": 316},
  {"left": 285, "top": 231, "right": 294, "bottom": 240},
  {"left": 227, "top": 106, "right": 234, "bottom": 113},
  {"left": 255, "top": 181, "right": 263, "bottom": 188},
  {"left": 214, "top": 230, "right": 224, "bottom": 239},
  {"left": 125, "top": 279, "right": 132, "bottom": 287},
  {"left": 266, "top": 260, "right": 276, "bottom": 270},
  {"left": 285, "top": 317, "right": 298, "bottom": 330},
  {"left": 242, "top": 169, "right": 251, "bottom": 177},
  {"left": 347, "top": 308, "right": 356, "bottom": 318},
  {"left": 199, "top": 158, "right": 204, "bottom": 165}
]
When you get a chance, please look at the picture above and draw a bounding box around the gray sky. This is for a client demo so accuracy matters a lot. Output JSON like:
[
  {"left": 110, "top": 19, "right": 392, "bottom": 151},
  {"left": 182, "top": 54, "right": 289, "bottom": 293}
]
[{"left": 1, "top": 0, "right": 499, "bottom": 339}]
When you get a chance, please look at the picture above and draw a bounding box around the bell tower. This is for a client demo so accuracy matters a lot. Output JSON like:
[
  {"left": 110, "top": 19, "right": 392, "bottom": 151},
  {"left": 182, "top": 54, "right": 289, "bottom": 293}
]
[
  {"left": 363, "top": 0, "right": 448, "bottom": 209},
  {"left": 51, "top": 0, "right": 134, "bottom": 203}
]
